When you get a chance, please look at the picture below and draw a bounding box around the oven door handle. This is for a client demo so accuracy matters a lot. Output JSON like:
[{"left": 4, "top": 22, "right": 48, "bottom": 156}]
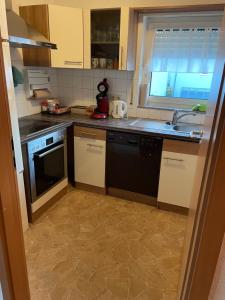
[{"left": 34, "top": 144, "right": 64, "bottom": 158}]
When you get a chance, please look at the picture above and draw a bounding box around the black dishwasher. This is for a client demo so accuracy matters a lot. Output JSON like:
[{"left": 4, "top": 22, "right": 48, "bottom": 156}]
[{"left": 106, "top": 131, "right": 163, "bottom": 198}]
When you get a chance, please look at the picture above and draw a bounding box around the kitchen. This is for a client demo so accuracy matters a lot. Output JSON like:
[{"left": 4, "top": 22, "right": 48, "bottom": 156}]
[{"left": 0, "top": 0, "right": 225, "bottom": 299}]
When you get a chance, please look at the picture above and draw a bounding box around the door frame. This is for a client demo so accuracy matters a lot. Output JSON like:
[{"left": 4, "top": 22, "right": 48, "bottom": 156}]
[
  {"left": 0, "top": 35, "right": 30, "bottom": 299},
  {"left": 0, "top": 4, "right": 225, "bottom": 300},
  {"left": 182, "top": 69, "right": 225, "bottom": 300},
  {"left": 181, "top": 35, "right": 225, "bottom": 300}
]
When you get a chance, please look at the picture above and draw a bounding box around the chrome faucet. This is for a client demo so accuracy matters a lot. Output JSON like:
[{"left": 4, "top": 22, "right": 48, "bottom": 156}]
[{"left": 171, "top": 110, "right": 197, "bottom": 125}]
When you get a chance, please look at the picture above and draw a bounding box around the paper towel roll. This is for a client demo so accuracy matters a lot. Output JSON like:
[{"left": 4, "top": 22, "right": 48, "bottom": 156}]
[{"left": 33, "top": 89, "right": 50, "bottom": 99}]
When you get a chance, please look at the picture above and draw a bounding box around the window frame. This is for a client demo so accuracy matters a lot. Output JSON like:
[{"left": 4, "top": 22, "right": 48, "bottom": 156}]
[{"left": 137, "top": 12, "right": 222, "bottom": 110}]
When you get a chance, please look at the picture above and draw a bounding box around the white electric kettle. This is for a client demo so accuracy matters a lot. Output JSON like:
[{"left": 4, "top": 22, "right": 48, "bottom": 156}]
[{"left": 112, "top": 100, "right": 127, "bottom": 119}]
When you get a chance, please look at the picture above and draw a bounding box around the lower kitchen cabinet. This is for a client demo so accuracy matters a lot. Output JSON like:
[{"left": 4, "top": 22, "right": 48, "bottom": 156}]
[
  {"left": 74, "top": 126, "right": 106, "bottom": 189},
  {"left": 157, "top": 139, "right": 199, "bottom": 212}
]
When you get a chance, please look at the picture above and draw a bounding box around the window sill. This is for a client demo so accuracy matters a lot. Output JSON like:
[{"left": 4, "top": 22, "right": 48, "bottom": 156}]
[{"left": 137, "top": 105, "right": 206, "bottom": 114}]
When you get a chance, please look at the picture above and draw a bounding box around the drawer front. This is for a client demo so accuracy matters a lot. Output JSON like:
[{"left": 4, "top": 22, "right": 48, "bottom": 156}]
[
  {"left": 163, "top": 139, "right": 199, "bottom": 155},
  {"left": 158, "top": 151, "right": 198, "bottom": 208},
  {"left": 74, "top": 137, "right": 106, "bottom": 187},
  {"left": 74, "top": 126, "right": 106, "bottom": 141}
]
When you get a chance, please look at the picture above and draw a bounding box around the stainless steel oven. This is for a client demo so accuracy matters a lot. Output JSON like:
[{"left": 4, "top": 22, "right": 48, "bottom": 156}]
[{"left": 27, "top": 129, "right": 67, "bottom": 203}]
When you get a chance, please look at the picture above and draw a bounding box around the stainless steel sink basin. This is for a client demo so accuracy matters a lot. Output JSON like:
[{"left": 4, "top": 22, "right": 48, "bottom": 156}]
[
  {"left": 173, "top": 124, "right": 202, "bottom": 134},
  {"left": 129, "top": 119, "right": 173, "bottom": 131},
  {"left": 129, "top": 119, "right": 203, "bottom": 136}
]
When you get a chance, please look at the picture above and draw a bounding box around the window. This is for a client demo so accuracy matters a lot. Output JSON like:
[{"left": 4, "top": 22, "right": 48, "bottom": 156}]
[
  {"left": 138, "top": 14, "right": 222, "bottom": 109},
  {"left": 150, "top": 72, "right": 213, "bottom": 100}
]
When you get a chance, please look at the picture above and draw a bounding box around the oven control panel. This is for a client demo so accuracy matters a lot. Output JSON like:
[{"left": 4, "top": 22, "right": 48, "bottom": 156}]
[{"left": 28, "top": 129, "right": 65, "bottom": 154}]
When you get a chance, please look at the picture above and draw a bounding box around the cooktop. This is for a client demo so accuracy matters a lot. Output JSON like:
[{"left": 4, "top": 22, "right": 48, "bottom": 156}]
[{"left": 19, "top": 118, "right": 63, "bottom": 137}]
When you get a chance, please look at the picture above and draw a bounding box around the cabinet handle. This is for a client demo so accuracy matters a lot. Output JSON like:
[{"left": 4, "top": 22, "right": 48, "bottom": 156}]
[
  {"left": 87, "top": 143, "right": 104, "bottom": 149},
  {"left": 64, "top": 61, "right": 82, "bottom": 65},
  {"left": 34, "top": 144, "right": 64, "bottom": 158},
  {"left": 120, "top": 46, "right": 123, "bottom": 70},
  {"left": 163, "top": 157, "right": 184, "bottom": 162}
]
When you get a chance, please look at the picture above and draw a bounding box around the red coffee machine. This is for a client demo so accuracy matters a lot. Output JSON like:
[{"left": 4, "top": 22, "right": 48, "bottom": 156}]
[{"left": 92, "top": 78, "right": 109, "bottom": 119}]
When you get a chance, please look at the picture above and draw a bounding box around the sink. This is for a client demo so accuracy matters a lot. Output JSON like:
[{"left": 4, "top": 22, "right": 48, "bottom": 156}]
[
  {"left": 129, "top": 119, "right": 203, "bottom": 136},
  {"left": 129, "top": 119, "right": 174, "bottom": 131},
  {"left": 173, "top": 124, "right": 202, "bottom": 135}
]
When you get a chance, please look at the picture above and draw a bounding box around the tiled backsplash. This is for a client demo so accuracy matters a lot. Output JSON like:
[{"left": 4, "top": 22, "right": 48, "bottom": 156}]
[
  {"left": 10, "top": 48, "right": 58, "bottom": 117},
  {"left": 10, "top": 48, "right": 205, "bottom": 124},
  {"left": 56, "top": 68, "right": 133, "bottom": 107},
  {"left": 55, "top": 68, "right": 205, "bottom": 124}
]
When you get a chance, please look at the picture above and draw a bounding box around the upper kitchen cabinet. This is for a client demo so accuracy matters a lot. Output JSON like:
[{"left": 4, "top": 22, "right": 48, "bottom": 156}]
[
  {"left": 19, "top": 5, "right": 83, "bottom": 68},
  {"left": 84, "top": 8, "right": 137, "bottom": 71}
]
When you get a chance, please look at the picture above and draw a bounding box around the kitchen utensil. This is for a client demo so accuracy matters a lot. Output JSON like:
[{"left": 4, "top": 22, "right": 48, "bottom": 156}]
[
  {"left": 99, "top": 58, "right": 106, "bottom": 69},
  {"left": 92, "top": 58, "right": 99, "bottom": 69},
  {"left": 33, "top": 88, "right": 50, "bottom": 99},
  {"left": 47, "top": 99, "right": 59, "bottom": 113},
  {"left": 106, "top": 59, "right": 113, "bottom": 69},
  {"left": 92, "top": 78, "right": 109, "bottom": 119},
  {"left": 113, "top": 58, "right": 119, "bottom": 69},
  {"left": 41, "top": 100, "right": 48, "bottom": 113},
  {"left": 112, "top": 100, "right": 128, "bottom": 119},
  {"left": 49, "top": 106, "right": 71, "bottom": 115}
]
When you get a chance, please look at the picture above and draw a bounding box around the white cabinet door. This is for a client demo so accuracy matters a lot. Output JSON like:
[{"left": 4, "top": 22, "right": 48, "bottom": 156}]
[
  {"left": 119, "top": 7, "right": 137, "bottom": 71},
  {"left": 158, "top": 151, "right": 198, "bottom": 208},
  {"left": 74, "top": 137, "right": 106, "bottom": 188},
  {"left": 49, "top": 5, "right": 83, "bottom": 68}
]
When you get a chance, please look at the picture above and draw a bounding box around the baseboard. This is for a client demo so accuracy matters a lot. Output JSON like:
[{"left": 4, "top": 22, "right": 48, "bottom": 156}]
[
  {"left": 31, "top": 186, "right": 68, "bottom": 222},
  {"left": 75, "top": 182, "right": 106, "bottom": 194},
  {"left": 107, "top": 187, "right": 157, "bottom": 206},
  {"left": 32, "top": 178, "right": 68, "bottom": 213},
  {"left": 158, "top": 201, "right": 189, "bottom": 215}
]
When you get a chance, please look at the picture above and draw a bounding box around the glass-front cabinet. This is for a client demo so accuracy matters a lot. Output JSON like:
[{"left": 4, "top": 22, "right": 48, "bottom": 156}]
[
  {"left": 87, "top": 8, "right": 137, "bottom": 71},
  {"left": 91, "top": 9, "right": 121, "bottom": 70}
]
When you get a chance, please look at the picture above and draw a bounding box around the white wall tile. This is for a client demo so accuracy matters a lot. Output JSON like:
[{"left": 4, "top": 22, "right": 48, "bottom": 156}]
[
  {"left": 128, "top": 107, "right": 137, "bottom": 117},
  {"left": 55, "top": 68, "right": 133, "bottom": 107},
  {"left": 160, "top": 110, "right": 173, "bottom": 121},
  {"left": 11, "top": 51, "right": 205, "bottom": 124},
  {"left": 11, "top": 48, "right": 58, "bottom": 117},
  {"left": 81, "top": 77, "right": 93, "bottom": 89},
  {"left": 127, "top": 71, "right": 134, "bottom": 80}
]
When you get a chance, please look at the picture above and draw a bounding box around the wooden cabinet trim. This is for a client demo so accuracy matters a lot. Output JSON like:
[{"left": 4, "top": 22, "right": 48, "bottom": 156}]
[
  {"left": 74, "top": 126, "right": 106, "bottom": 140},
  {"left": 163, "top": 139, "right": 199, "bottom": 155},
  {"left": 19, "top": 5, "right": 51, "bottom": 67},
  {"left": 75, "top": 182, "right": 106, "bottom": 194},
  {"left": 19, "top": 5, "right": 50, "bottom": 39},
  {"left": 158, "top": 201, "right": 189, "bottom": 215}
]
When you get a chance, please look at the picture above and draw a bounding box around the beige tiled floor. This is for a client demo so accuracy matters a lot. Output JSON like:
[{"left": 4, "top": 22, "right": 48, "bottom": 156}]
[{"left": 24, "top": 188, "right": 187, "bottom": 300}]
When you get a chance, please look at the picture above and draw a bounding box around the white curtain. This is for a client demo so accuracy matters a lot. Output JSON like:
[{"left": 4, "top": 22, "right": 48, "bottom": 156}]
[{"left": 150, "top": 28, "right": 220, "bottom": 73}]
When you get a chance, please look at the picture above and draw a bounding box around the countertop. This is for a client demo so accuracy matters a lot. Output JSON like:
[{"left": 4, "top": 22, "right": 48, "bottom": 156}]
[{"left": 19, "top": 113, "right": 202, "bottom": 143}]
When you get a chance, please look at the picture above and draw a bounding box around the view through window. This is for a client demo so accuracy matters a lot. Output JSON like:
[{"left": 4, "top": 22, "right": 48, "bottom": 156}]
[
  {"left": 150, "top": 72, "right": 213, "bottom": 100},
  {"left": 139, "top": 14, "right": 222, "bottom": 108}
]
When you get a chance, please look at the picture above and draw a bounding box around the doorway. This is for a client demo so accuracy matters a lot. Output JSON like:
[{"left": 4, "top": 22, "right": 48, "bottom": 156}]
[{"left": 1, "top": 2, "right": 223, "bottom": 299}]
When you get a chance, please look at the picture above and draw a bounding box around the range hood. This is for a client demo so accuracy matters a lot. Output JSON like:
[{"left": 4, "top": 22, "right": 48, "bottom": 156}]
[{"left": 6, "top": 10, "right": 57, "bottom": 49}]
